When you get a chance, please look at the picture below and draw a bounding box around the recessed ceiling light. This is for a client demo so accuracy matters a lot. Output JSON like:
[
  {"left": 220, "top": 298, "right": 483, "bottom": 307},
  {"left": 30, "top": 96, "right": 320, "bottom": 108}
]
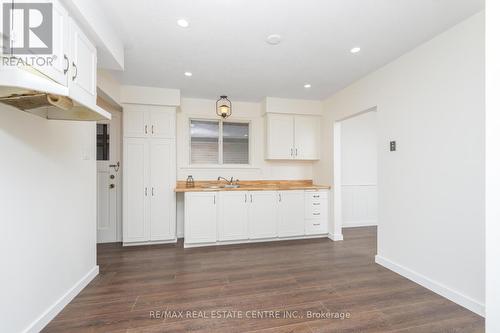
[
  {"left": 177, "top": 19, "right": 189, "bottom": 28},
  {"left": 350, "top": 47, "right": 361, "bottom": 54},
  {"left": 304, "top": 84, "right": 312, "bottom": 88},
  {"left": 184, "top": 72, "right": 192, "bottom": 77},
  {"left": 266, "top": 34, "right": 282, "bottom": 45}
]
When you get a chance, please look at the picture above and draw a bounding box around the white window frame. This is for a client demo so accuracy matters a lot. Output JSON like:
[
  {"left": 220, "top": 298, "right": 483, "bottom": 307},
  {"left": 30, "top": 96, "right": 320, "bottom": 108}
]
[{"left": 188, "top": 118, "right": 252, "bottom": 167}]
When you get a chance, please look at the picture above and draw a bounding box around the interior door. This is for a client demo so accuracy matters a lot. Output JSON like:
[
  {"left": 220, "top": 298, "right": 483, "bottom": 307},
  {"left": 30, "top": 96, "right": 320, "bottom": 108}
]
[
  {"left": 266, "top": 114, "right": 295, "bottom": 159},
  {"left": 219, "top": 192, "right": 249, "bottom": 241},
  {"left": 123, "top": 137, "right": 150, "bottom": 242},
  {"left": 96, "top": 111, "right": 122, "bottom": 243},
  {"left": 248, "top": 191, "right": 278, "bottom": 239},
  {"left": 150, "top": 139, "right": 176, "bottom": 241},
  {"left": 278, "top": 191, "right": 305, "bottom": 237},
  {"left": 294, "top": 115, "right": 320, "bottom": 160}
]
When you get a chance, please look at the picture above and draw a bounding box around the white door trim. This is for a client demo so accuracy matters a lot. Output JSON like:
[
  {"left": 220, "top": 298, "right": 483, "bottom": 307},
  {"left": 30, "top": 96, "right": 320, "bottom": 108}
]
[{"left": 332, "top": 106, "right": 377, "bottom": 239}]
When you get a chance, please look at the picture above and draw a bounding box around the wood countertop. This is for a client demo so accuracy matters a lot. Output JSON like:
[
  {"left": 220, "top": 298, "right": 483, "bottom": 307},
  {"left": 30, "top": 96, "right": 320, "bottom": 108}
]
[{"left": 175, "top": 180, "right": 330, "bottom": 192}]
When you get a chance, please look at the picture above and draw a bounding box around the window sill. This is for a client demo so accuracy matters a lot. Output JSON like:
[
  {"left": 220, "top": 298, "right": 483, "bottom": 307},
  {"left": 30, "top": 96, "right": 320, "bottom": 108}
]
[{"left": 180, "top": 165, "right": 260, "bottom": 170}]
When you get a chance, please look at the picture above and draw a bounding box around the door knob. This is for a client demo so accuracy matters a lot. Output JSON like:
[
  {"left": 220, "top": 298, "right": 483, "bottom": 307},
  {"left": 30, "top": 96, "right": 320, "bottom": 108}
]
[
  {"left": 110, "top": 174, "right": 115, "bottom": 179},
  {"left": 109, "top": 184, "right": 115, "bottom": 189}
]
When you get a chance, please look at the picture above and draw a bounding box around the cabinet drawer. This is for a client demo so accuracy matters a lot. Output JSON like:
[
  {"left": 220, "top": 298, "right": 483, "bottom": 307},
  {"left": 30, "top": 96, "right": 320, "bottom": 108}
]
[
  {"left": 305, "top": 219, "right": 328, "bottom": 235},
  {"left": 305, "top": 195, "right": 328, "bottom": 219},
  {"left": 306, "top": 203, "right": 328, "bottom": 219},
  {"left": 305, "top": 191, "right": 328, "bottom": 201}
]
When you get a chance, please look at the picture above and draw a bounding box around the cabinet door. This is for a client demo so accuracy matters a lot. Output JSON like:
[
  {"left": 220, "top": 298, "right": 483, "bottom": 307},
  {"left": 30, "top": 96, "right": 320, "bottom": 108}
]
[
  {"left": 266, "top": 114, "right": 295, "bottom": 159},
  {"left": 219, "top": 192, "right": 249, "bottom": 241},
  {"left": 68, "top": 18, "right": 97, "bottom": 107},
  {"left": 34, "top": 0, "right": 68, "bottom": 85},
  {"left": 150, "top": 106, "right": 176, "bottom": 138},
  {"left": 185, "top": 192, "right": 217, "bottom": 244},
  {"left": 294, "top": 115, "right": 320, "bottom": 160},
  {"left": 278, "top": 191, "right": 305, "bottom": 237},
  {"left": 248, "top": 191, "right": 278, "bottom": 239},
  {"left": 123, "top": 138, "right": 150, "bottom": 242},
  {"left": 123, "top": 105, "right": 150, "bottom": 138},
  {"left": 150, "top": 139, "right": 176, "bottom": 241}
]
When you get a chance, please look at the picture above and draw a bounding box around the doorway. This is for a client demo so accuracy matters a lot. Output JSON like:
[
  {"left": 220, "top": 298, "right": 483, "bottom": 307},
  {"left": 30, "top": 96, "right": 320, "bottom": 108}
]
[
  {"left": 333, "top": 107, "right": 378, "bottom": 236},
  {"left": 96, "top": 97, "right": 122, "bottom": 243}
]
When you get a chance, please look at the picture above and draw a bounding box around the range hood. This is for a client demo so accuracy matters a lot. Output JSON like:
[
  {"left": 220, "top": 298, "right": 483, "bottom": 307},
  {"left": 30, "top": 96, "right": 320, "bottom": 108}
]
[{"left": 0, "top": 66, "right": 111, "bottom": 121}]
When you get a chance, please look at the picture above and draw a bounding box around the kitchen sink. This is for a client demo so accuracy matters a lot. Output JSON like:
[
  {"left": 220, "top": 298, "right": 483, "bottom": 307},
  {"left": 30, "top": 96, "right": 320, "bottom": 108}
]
[{"left": 203, "top": 184, "right": 241, "bottom": 189}]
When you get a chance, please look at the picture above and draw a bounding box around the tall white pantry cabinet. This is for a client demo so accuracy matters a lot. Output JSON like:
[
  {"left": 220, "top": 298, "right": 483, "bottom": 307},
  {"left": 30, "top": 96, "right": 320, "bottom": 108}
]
[{"left": 122, "top": 104, "right": 177, "bottom": 245}]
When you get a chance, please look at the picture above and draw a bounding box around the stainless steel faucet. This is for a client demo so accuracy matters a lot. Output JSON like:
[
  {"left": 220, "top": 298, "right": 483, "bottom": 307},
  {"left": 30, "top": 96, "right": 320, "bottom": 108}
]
[{"left": 218, "top": 176, "right": 238, "bottom": 185}]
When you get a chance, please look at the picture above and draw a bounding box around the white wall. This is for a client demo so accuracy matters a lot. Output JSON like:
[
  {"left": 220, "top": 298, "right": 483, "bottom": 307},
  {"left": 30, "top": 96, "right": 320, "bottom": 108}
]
[
  {"left": 0, "top": 106, "right": 98, "bottom": 332},
  {"left": 176, "top": 97, "right": 315, "bottom": 236},
  {"left": 341, "top": 111, "right": 377, "bottom": 227},
  {"left": 314, "top": 12, "right": 485, "bottom": 315},
  {"left": 486, "top": 1, "right": 500, "bottom": 331}
]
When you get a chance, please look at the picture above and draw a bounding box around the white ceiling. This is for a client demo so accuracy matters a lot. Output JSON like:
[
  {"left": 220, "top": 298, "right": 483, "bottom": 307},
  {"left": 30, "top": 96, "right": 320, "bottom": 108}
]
[{"left": 101, "top": 0, "right": 484, "bottom": 102}]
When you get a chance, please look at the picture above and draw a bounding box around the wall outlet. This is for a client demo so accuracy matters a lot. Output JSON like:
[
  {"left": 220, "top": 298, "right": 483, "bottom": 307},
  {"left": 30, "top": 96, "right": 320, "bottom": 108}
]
[{"left": 390, "top": 141, "right": 396, "bottom": 151}]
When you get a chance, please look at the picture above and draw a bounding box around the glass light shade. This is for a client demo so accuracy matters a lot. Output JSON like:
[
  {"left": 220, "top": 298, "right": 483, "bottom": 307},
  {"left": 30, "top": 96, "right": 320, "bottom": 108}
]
[{"left": 216, "top": 96, "right": 232, "bottom": 119}]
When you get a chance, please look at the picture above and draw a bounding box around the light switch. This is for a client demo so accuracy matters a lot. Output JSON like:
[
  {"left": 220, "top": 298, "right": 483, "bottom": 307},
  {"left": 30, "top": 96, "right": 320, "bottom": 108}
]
[{"left": 390, "top": 141, "right": 396, "bottom": 151}]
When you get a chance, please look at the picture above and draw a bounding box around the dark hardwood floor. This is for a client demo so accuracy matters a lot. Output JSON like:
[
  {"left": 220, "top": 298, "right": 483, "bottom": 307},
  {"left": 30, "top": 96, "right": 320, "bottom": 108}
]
[{"left": 43, "top": 227, "right": 484, "bottom": 332}]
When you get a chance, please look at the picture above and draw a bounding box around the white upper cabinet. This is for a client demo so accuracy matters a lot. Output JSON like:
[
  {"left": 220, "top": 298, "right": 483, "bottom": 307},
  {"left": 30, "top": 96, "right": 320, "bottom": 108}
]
[
  {"left": 294, "top": 115, "right": 320, "bottom": 160},
  {"left": 265, "top": 114, "right": 320, "bottom": 160},
  {"left": 278, "top": 191, "right": 305, "bottom": 237},
  {"left": 34, "top": 0, "right": 69, "bottom": 86},
  {"left": 248, "top": 191, "right": 278, "bottom": 239},
  {"left": 68, "top": 17, "right": 97, "bottom": 107},
  {"left": 218, "top": 192, "right": 249, "bottom": 241},
  {"left": 123, "top": 104, "right": 150, "bottom": 138},
  {"left": 150, "top": 106, "right": 176, "bottom": 138},
  {"left": 124, "top": 105, "right": 176, "bottom": 139},
  {"left": 266, "top": 113, "right": 295, "bottom": 159}
]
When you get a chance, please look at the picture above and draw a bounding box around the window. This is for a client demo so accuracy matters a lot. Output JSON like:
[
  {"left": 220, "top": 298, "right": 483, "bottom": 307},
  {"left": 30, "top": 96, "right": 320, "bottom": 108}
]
[
  {"left": 190, "top": 119, "right": 249, "bottom": 165},
  {"left": 96, "top": 124, "right": 109, "bottom": 161}
]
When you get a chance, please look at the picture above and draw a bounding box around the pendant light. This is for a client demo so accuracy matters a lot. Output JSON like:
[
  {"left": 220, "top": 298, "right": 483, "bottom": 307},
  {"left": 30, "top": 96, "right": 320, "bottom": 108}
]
[{"left": 216, "top": 95, "right": 232, "bottom": 119}]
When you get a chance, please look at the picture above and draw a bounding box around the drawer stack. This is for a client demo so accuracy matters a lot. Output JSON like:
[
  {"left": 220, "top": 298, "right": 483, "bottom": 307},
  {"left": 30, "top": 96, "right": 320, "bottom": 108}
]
[{"left": 305, "top": 190, "right": 329, "bottom": 235}]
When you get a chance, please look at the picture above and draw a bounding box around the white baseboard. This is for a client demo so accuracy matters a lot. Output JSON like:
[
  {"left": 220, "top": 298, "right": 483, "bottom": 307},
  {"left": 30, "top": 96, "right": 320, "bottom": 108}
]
[
  {"left": 122, "top": 239, "right": 177, "bottom": 247},
  {"left": 23, "top": 265, "right": 99, "bottom": 333},
  {"left": 343, "top": 220, "right": 378, "bottom": 228},
  {"left": 328, "top": 233, "right": 344, "bottom": 241},
  {"left": 183, "top": 234, "right": 328, "bottom": 248},
  {"left": 375, "top": 255, "right": 484, "bottom": 317}
]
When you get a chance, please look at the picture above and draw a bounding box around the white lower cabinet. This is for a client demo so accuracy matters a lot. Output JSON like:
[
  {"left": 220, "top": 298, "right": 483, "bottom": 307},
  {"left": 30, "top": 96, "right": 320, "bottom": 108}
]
[
  {"left": 248, "top": 191, "right": 278, "bottom": 239},
  {"left": 278, "top": 191, "right": 305, "bottom": 237},
  {"left": 219, "top": 192, "right": 249, "bottom": 241},
  {"left": 185, "top": 192, "right": 218, "bottom": 244},
  {"left": 123, "top": 138, "right": 176, "bottom": 245},
  {"left": 123, "top": 138, "right": 149, "bottom": 242},
  {"left": 184, "top": 190, "right": 328, "bottom": 247},
  {"left": 149, "top": 139, "right": 176, "bottom": 241},
  {"left": 305, "top": 191, "right": 329, "bottom": 235}
]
